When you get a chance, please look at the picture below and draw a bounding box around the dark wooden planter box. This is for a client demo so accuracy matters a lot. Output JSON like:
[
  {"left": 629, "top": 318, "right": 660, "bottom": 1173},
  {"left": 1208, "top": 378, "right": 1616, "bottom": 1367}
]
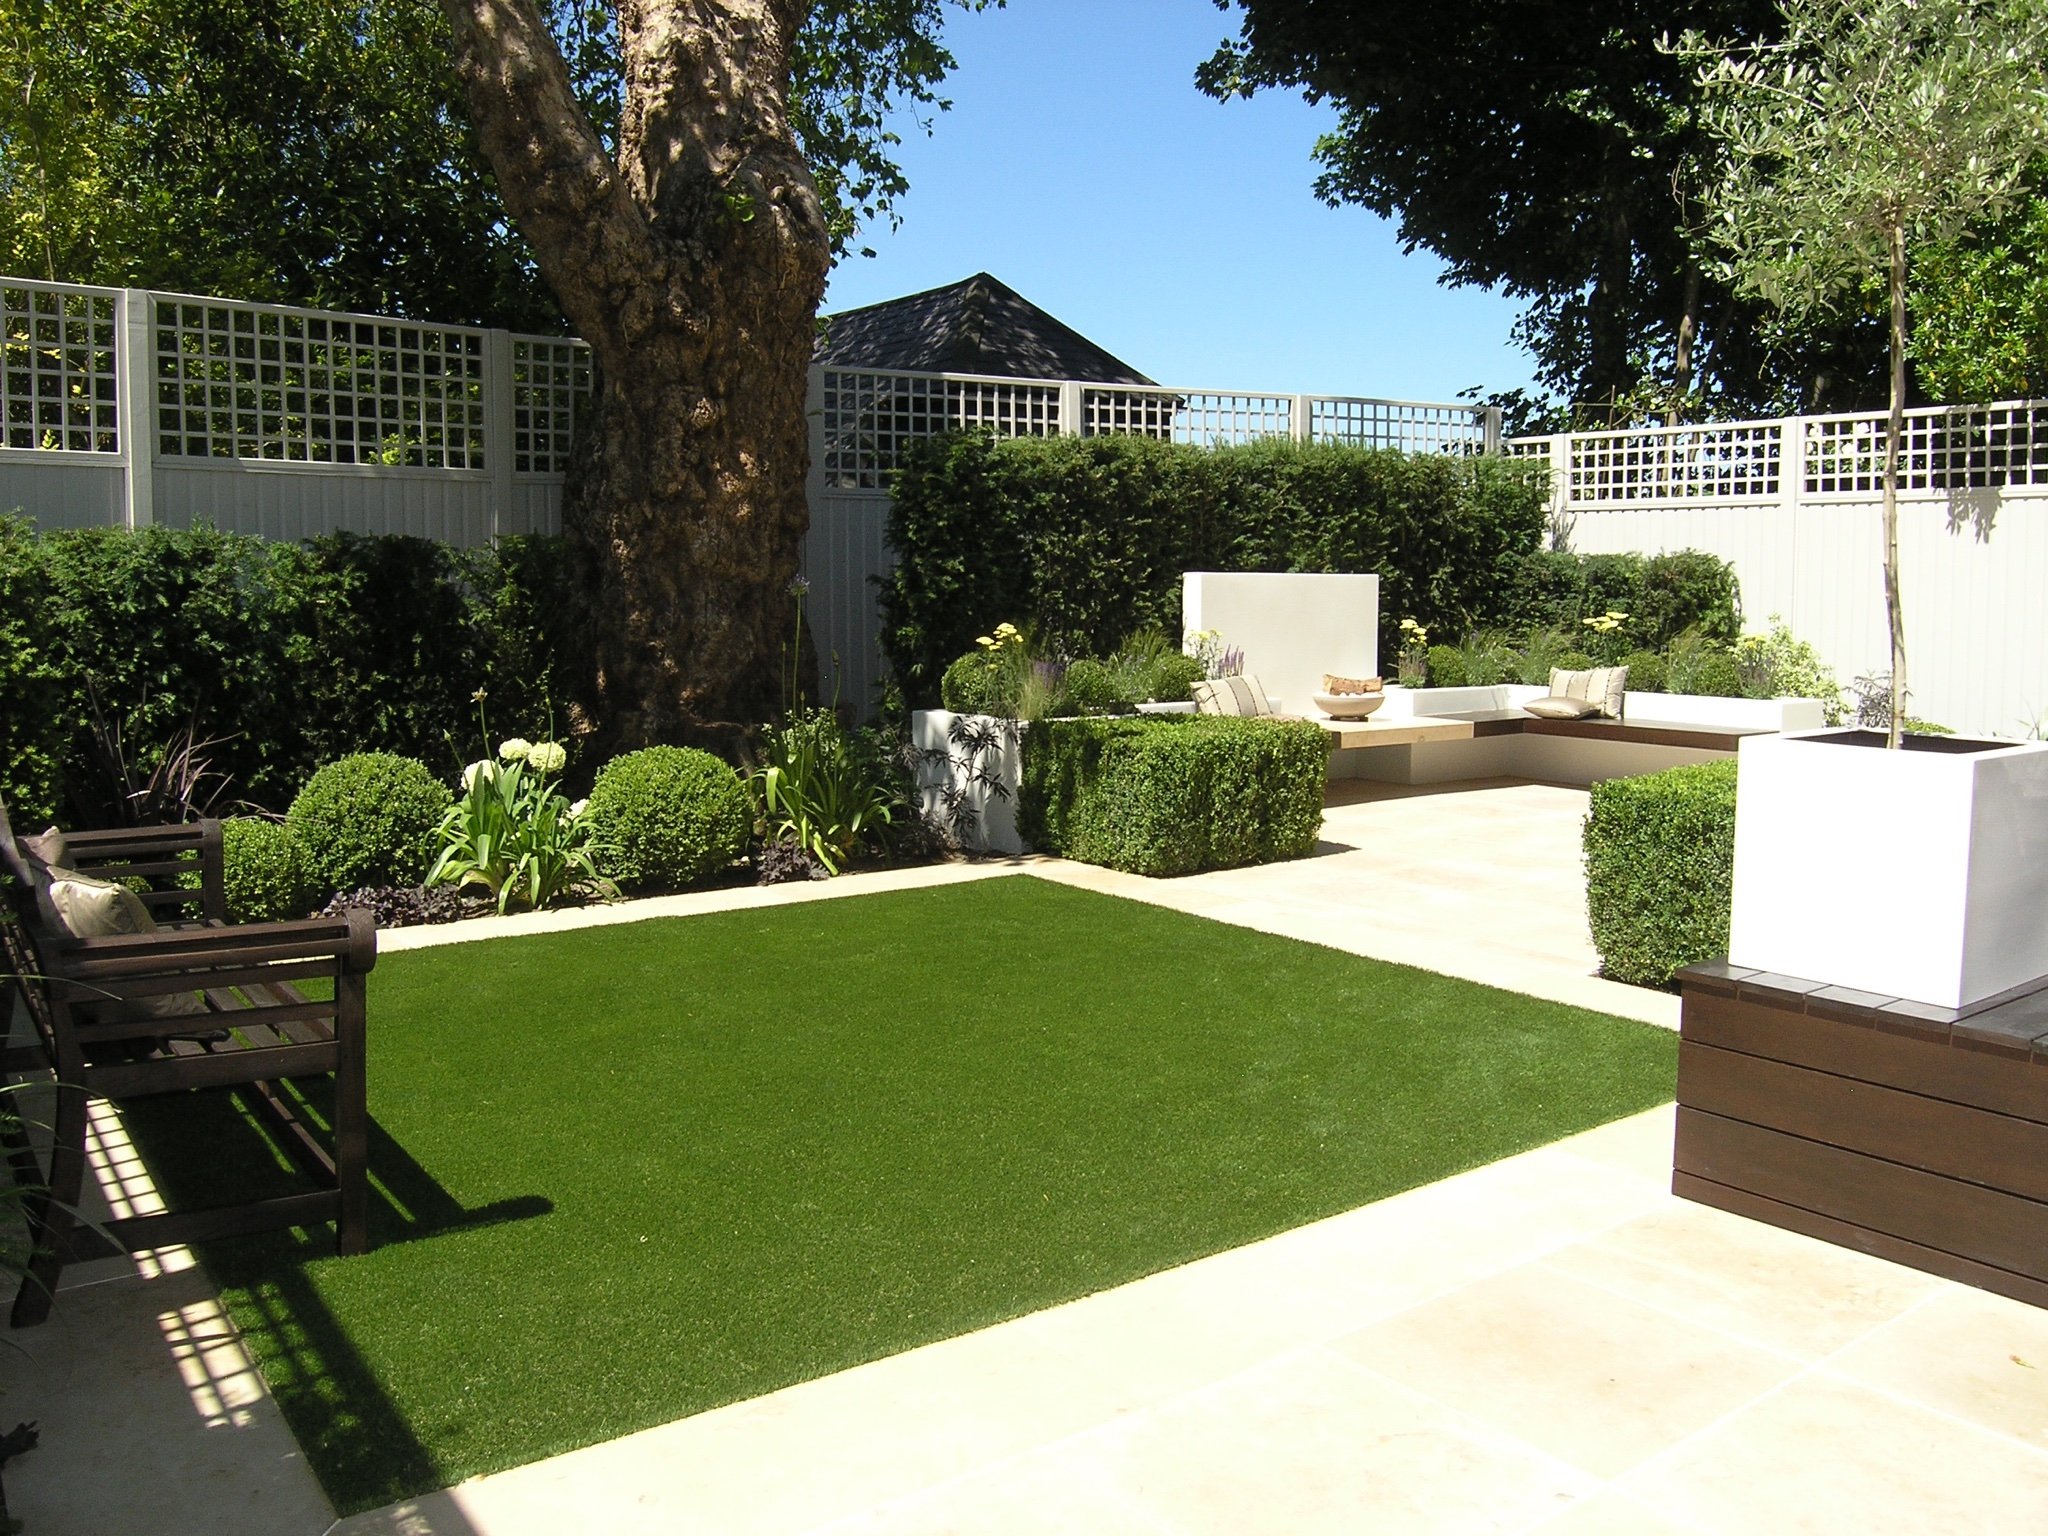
[{"left": 1674, "top": 960, "right": 2048, "bottom": 1309}]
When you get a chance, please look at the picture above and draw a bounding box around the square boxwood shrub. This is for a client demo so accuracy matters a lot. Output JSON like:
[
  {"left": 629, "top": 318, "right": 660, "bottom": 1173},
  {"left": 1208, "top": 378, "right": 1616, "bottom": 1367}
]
[
  {"left": 1019, "top": 716, "right": 1329, "bottom": 877},
  {"left": 1583, "top": 759, "right": 1738, "bottom": 987}
]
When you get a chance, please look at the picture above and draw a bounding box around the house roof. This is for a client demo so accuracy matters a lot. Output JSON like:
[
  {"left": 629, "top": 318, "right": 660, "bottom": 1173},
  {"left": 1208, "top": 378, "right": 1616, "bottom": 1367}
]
[{"left": 815, "top": 273, "right": 1155, "bottom": 386}]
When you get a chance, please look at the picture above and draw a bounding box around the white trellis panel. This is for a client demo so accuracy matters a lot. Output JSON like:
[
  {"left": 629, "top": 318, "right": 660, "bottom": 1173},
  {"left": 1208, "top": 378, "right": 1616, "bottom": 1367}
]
[
  {"left": 510, "top": 334, "right": 590, "bottom": 476},
  {"left": 152, "top": 295, "right": 489, "bottom": 468},
  {"left": 1559, "top": 420, "right": 1787, "bottom": 505},
  {"left": 816, "top": 367, "right": 1063, "bottom": 490},
  {"left": 1803, "top": 401, "right": 2048, "bottom": 497},
  {"left": 1310, "top": 396, "right": 1494, "bottom": 454}
]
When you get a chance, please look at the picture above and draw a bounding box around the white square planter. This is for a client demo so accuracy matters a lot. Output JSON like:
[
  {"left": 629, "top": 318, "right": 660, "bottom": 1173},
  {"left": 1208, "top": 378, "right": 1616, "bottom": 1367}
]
[
  {"left": 911, "top": 710, "right": 1024, "bottom": 855},
  {"left": 1728, "top": 728, "right": 2048, "bottom": 1011}
]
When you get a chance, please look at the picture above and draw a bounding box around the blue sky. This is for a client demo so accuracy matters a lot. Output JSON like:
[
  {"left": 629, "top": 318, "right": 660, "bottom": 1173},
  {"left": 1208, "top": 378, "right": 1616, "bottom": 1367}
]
[{"left": 821, "top": 0, "right": 1536, "bottom": 403}]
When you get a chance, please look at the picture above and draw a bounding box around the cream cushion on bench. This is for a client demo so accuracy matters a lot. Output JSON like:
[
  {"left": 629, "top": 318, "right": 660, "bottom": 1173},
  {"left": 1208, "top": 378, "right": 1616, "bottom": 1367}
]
[
  {"left": 1192, "top": 674, "right": 1276, "bottom": 717},
  {"left": 39, "top": 864, "right": 209, "bottom": 1017},
  {"left": 1524, "top": 695, "right": 1602, "bottom": 720},
  {"left": 1541, "top": 665, "right": 1629, "bottom": 720},
  {"left": 44, "top": 866, "right": 155, "bottom": 938}
]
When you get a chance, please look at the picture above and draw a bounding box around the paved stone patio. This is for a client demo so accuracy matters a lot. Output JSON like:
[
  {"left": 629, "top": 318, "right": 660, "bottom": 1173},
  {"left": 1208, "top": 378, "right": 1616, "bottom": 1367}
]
[{"left": 8, "top": 779, "right": 2046, "bottom": 1534}]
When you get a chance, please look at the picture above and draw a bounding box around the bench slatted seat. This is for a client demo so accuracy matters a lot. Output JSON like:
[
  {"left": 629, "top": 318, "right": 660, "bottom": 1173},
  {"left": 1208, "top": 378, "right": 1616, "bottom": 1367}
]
[
  {"left": 1322, "top": 708, "right": 1772, "bottom": 757},
  {"left": 0, "top": 798, "right": 371, "bottom": 1327}
]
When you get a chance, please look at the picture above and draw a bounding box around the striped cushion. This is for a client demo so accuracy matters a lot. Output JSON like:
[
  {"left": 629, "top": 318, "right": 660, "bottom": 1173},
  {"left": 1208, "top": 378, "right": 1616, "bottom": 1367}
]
[
  {"left": 1190, "top": 675, "right": 1274, "bottom": 717},
  {"left": 1549, "top": 665, "right": 1628, "bottom": 719}
]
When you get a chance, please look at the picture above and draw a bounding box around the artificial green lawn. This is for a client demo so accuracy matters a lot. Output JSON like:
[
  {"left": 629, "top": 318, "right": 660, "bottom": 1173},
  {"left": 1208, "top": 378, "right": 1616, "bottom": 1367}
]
[{"left": 134, "top": 874, "right": 1677, "bottom": 1513}]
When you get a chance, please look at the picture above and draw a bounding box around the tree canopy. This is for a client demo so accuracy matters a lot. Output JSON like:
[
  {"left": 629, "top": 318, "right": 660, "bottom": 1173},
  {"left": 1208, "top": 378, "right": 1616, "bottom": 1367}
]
[
  {"left": 1910, "top": 171, "right": 2048, "bottom": 403},
  {"left": 0, "top": 0, "right": 976, "bottom": 329},
  {"left": 1199, "top": 0, "right": 1910, "bottom": 423}
]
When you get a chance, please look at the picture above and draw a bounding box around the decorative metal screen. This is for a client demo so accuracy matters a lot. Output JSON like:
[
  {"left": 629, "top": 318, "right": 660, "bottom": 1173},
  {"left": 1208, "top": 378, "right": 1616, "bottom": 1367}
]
[
  {"left": 1805, "top": 403, "right": 2048, "bottom": 496},
  {"left": 510, "top": 336, "right": 591, "bottom": 475},
  {"left": 1565, "top": 422, "right": 1783, "bottom": 504},
  {"left": 1312, "top": 398, "right": 1490, "bottom": 455},
  {"left": 2, "top": 281, "right": 120, "bottom": 452},
  {"left": 153, "top": 297, "right": 487, "bottom": 467},
  {"left": 818, "top": 369, "right": 1062, "bottom": 490}
]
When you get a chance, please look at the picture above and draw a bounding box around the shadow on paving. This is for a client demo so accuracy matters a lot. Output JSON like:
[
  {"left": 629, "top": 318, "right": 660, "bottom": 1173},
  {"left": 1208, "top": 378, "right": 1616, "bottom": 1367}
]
[{"left": 120, "top": 1081, "right": 549, "bottom": 1518}]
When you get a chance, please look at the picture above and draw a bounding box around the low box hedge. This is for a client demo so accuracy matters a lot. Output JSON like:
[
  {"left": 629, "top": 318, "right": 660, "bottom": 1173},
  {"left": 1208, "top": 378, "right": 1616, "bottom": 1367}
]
[
  {"left": 1583, "top": 759, "right": 1739, "bottom": 987},
  {"left": 1019, "top": 715, "right": 1329, "bottom": 877}
]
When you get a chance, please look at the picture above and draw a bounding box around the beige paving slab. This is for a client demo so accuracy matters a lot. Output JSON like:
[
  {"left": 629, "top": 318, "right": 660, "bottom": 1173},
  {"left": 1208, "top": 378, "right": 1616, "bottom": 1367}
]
[
  {"left": 1619, "top": 1370, "right": 2048, "bottom": 1534},
  {"left": 1518, "top": 1489, "right": 1707, "bottom": 1535},
  {"left": 811, "top": 1451, "right": 1181, "bottom": 1536},
  {"left": 1051, "top": 1349, "right": 1596, "bottom": 1536},
  {"left": 0, "top": 1263, "right": 335, "bottom": 1536},
  {"left": 1330, "top": 1263, "right": 1796, "bottom": 1480},
  {"left": 1824, "top": 1284, "right": 2048, "bottom": 1450},
  {"left": 1545, "top": 1198, "right": 1944, "bottom": 1360}
]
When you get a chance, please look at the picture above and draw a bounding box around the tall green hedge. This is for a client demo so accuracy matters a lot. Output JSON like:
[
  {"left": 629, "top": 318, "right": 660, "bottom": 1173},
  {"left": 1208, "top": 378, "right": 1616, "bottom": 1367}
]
[
  {"left": 1018, "top": 715, "right": 1329, "bottom": 877},
  {"left": 882, "top": 433, "right": 1550, "bottom": 708},
  {"left": 0, "top": 519, "right": 582, "bottom": 825},
  {"left": 1506, "top": 548, "right": 1741, "bottom": 647},
  {"left": 1583, "top": 760, "right": 1740, "bottom": 987}
]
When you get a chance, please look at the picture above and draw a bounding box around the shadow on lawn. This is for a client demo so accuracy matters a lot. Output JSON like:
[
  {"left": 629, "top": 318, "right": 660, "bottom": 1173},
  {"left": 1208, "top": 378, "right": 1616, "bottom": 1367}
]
[{"left": 121, "top": 1084, "right": 550, "bottom": 1519}]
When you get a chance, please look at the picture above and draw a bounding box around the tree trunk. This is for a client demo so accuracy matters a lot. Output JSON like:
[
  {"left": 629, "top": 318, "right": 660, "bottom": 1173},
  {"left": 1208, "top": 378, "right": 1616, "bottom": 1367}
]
[
  {"left": 1883, "top": 219, "right": 1908, "bottom": 750},
  {"left": 441, "top": 0, "right": 828, "bottom": 753},
  {"left": 1671, "top": 261, "right": 1701, "bottom": 426}
]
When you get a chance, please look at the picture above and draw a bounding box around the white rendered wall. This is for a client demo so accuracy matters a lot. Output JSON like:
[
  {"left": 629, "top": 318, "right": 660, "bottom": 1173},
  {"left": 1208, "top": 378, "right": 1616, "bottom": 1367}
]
[{"left": 1182, "top": 571, "right": 1380, "bottom": 714}]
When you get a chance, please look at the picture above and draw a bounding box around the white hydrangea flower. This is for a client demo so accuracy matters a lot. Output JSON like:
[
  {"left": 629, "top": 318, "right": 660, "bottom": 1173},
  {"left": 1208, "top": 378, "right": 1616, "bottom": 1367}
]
[
  {"left": 498, "top": 737, "right": 533, "bottom": 762},
  {"left": 527, "top": 740, "right": 568, "bottom": 774}
]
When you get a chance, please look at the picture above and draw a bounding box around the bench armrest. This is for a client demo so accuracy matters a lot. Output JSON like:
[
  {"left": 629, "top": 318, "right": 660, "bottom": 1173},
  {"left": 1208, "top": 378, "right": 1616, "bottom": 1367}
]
[{"left": 51, "top": 909, "right": 377, "bottom": 981}]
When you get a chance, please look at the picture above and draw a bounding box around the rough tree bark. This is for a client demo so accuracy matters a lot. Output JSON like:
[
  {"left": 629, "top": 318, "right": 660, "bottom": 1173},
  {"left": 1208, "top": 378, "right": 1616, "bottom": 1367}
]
[{"left": 440, "top": 0, "right": 829, "bottom": 750}]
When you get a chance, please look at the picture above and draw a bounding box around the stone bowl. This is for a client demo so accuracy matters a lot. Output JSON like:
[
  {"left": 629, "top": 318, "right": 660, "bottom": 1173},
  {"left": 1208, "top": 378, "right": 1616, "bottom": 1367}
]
[{"left": 1312, "top": 690, "right": 1386, "bottom": 721}]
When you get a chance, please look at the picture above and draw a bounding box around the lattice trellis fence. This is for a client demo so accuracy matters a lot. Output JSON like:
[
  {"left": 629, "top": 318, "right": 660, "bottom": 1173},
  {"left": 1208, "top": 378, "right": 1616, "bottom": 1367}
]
[
  {"left": 815, "top": 368, "right": 1499, "bottom": 490},
  {"left": 1512, "top": 402, "right": 2048, "bottom": 509},
  {"left": 1, "top": 281, "right": 121, "bottom": 453}
]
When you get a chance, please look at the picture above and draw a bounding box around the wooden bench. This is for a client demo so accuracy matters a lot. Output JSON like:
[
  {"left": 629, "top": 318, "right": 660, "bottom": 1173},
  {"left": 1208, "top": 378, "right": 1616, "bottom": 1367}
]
[
  {"left": 1316, "top": 706, "right": 1772, "bottom": 783},
  {"left": 0, "top": 801, "right": 371, "bottom": 1327}
]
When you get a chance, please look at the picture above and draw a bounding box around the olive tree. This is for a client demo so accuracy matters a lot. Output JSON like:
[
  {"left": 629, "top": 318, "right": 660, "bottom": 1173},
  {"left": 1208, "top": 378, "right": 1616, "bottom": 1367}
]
[{"left": 1681, "top": 0, "right": 2048, "bottom": 744}]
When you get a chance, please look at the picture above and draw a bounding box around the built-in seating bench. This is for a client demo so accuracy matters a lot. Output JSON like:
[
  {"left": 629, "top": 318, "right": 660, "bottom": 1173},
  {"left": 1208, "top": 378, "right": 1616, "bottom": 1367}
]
[{"left": 1315, "top": 691, "right": 1815, "bottom": 787}]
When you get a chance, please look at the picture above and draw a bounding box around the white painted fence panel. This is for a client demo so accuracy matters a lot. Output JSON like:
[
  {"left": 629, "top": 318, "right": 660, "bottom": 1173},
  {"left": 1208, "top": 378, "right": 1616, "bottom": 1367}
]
[
  {"left": 0, "top": 454, "right": 125, "bottom": 529},
  {"left": 154, "top": 463, "right": 499, "bottom": 546},
  {"left": 801, "top": 491, "right": 895, "bottom": 712}
]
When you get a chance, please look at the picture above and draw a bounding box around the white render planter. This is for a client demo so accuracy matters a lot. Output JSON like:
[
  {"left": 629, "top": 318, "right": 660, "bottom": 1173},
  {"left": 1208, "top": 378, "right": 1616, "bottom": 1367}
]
[
  {"left": 1728, "top": 728, "right": 2048, "bottom": 1012},
  {"left": 911, "top": 709, "right": 1025, "bottom": 855}
]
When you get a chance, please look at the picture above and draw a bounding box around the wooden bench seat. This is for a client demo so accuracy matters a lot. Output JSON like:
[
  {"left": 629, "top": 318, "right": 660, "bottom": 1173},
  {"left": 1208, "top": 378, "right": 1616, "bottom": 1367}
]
[
  {"left": 1416, "top": 709, "right": 1768, "bottom": 753},
  {"left": 0, "top": 803, "right": 371, "bottom": 1327}
]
